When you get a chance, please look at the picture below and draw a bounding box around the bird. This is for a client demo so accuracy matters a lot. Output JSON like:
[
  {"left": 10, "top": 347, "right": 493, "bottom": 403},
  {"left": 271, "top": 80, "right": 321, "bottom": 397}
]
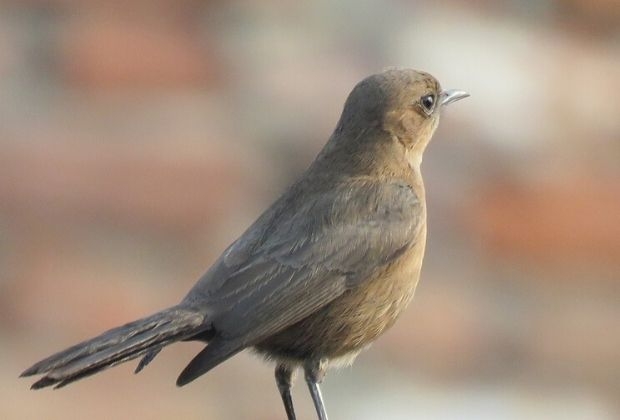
[{"left": 21, "top": 68, "right": 468, "bottom": 420}]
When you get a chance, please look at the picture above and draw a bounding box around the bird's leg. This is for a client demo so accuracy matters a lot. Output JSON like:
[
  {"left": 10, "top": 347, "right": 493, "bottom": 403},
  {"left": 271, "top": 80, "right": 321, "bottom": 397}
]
[
  {"left": 304, "top": 358, "right": 329, "bottom": 420},
  {"left": 275, "top": 363, "right": 297, "bottom": 420}
]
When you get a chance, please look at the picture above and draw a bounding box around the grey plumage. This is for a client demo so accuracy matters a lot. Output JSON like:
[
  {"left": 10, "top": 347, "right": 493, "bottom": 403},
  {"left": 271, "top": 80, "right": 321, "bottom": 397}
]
[
  {"left": 22, "top": 307, "right": 206, "bottom": 389},
  {"left": 177, "top": 180, "right": 422, "bottom": 384},
  {"left": 22, "top": 69, "right": 468, "bottom": 419}
]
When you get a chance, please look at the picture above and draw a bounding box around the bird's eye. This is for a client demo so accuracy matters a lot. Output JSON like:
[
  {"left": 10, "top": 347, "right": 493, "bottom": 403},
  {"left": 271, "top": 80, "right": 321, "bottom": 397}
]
[{"left": 420, "top": 94, "right": 435, "bottom": 115}]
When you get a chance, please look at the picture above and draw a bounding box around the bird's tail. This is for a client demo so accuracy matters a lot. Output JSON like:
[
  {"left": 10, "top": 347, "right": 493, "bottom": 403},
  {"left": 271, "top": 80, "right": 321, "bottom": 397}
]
[{"left": 21, "top": 305, "right": 206, "bottom": 390}]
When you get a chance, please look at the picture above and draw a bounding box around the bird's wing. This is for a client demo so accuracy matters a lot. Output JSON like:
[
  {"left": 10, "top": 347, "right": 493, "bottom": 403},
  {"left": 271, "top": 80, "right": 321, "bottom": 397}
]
[{"left": 186, "top": 179, "right": 422, "bottom": 344}]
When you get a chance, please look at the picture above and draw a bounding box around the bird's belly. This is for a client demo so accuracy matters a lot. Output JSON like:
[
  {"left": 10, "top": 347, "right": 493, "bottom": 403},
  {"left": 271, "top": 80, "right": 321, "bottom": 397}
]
[{"left": 254, "top": 238, "right": 425, "bottom": 364}]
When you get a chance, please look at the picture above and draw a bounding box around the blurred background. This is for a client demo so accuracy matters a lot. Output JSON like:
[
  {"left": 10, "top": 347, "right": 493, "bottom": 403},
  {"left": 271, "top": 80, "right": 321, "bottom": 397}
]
[{"left": 1, "top": 1, "right": 619, "bottom": 419}]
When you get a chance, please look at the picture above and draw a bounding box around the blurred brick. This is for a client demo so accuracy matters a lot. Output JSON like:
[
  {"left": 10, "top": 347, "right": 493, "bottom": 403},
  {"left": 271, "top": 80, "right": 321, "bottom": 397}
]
[
  {"left": 467, "top": 177, "right": 620, "bottom": 265},
  {"left": 58, "top": 12, "right": 220, "bottom": 90},
  {"left": 7, "top": 240, "right": 155, "bottom": 333},
  {"left": 0, "top": 143, "right": 251, "bottom": 235},
  {"left": 556, "top": 0, "right": 620, "bottom": 37},
  {"left": 1, "top": 1, "right": 620, "bottom": 418}
]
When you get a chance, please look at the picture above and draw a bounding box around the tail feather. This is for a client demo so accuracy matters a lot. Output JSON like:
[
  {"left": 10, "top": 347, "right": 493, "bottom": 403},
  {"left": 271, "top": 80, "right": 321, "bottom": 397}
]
[
  {"left": 22, "top": 306, "right": 206, "bottom": 389},
  {"left": 176, "top": 338, "right": 243, "bottom": 387},
  {"left": 134, "top": 348, "right": 162, "bottom": 374}
]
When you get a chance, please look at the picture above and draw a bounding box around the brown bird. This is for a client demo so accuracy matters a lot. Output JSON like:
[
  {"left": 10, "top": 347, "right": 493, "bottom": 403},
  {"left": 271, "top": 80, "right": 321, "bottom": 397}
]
[{"left": 21, "top": 69, "right": 468, "bottom": 419}]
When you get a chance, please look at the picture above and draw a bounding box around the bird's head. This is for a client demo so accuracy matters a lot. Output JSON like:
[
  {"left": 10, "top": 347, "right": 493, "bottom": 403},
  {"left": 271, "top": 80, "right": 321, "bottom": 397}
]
[{"left": 332, "top": 68, "right": 468, "bottom": 170}]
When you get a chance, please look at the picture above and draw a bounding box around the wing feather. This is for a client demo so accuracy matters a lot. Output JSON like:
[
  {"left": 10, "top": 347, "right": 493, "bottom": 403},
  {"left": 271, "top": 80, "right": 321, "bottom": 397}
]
[{"left": 184, "top": 179, "right": 422, "bottom": 345}]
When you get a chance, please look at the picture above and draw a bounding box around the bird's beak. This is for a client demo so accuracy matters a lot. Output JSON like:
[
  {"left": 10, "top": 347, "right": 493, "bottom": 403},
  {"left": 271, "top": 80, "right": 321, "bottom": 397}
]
[{"left": 440, "top": 89, "right": 469, "bottom": 106}]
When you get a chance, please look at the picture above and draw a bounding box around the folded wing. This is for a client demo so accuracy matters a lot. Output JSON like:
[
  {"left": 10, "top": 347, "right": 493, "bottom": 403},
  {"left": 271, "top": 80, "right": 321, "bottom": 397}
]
[{"left": 177, "top": 179, "right": 422, "bottom": 385}]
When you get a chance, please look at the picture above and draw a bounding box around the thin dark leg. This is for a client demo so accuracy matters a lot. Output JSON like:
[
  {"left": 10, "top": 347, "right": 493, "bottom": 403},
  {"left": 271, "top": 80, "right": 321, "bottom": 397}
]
[
  {"left": 275, "top": 364, "right": 296, "bottom": 420},
  {"left": 304, "top": 359, "right": 328, "bottom": 420}
]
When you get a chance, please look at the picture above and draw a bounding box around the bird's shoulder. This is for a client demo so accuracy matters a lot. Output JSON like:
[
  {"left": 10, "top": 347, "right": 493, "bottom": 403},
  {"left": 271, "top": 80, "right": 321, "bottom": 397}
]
[
  {"left": 226, "top": 175, "right": 422, "bottom": 266},
  {"left": 182, "top": 175, "right": 422, "bottom": 307}
]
